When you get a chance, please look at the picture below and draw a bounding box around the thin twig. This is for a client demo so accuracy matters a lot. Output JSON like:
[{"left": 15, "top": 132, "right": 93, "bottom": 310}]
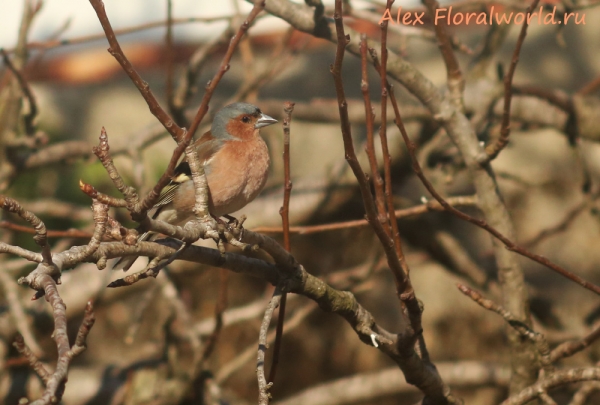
[
  {"left": 0, "top": 221, "right": 92, "bottom": 239},
  {"left": 194, "top": 294, "right": 276, "bottom": 336},
  {"left": 359, "top": 34, "right": 387, "bottom": 229},
  {"left": 538, "top": 392, "right": 558, "bottom": 405},
  {"left": 124, "top": 283, "right": 160, "bottom": 344},
  {"left": 0, "top": 241, "right": 42, "bottom": 262},
  {"left": 522, "top": 197, "right": 591, "bottom": 249},
  {"left": 4, "top": 15, "right": 238, "bottom": 54},
  {"left": 280, "top": 102, "right": 294, "bottom": 253},
  {"left": 484, "top": 0, "right": 541, "bottom": 161},
  {"left": 159, "top": 272, "right": 203, "bottom": 381},
  {"left": 217, "top": 301, "right": 315, "bottom": 384},
  {"left": 511, "top": 85, "right": 573, "bottom": 114},
  {"left": 379, "top": 0, "right": 405, "bottom": 265},
  {"left": 170, "top": 26, "right": 232, "bottom": 126},
  {"left": 186, "top": 1, "right": 266, "bottom": 143},
  {"left": 550, "top": 323, "right": 600, "bottom": 363},
  {"left": 107, "top": 243, "right": 189, "bottom": 288},
  {"left": 577, "top": 74, "right": 600, "bottom": 96},
  {"left": 268, "top": 101, "right": 295, "bottom": 385},
  {"left": 165, "top": 0, "right": 174, "bottom": 107},
  {"left": 0, "top": 48, "right": 38, "bottom": 135},
  {"left": 226, "top": 27, "right": 302, "bottom": 105},
  {"left": 457, "top": 284, "right": 553, "bottom": 374},
  {"left": 200, "top": 269, "right": 229, "bottom": 362},
  {"left": 0, "top": 270, "right": 44, "bottom": 357}
]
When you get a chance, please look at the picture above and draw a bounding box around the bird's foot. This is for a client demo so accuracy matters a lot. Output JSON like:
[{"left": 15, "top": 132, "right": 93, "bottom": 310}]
[{"left": 207, "top": 214, "right": 253, "bottom": 255}]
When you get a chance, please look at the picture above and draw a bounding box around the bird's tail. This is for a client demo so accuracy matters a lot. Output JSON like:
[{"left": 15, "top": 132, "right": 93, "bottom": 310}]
[{"left": 112, "top": 231, "right": 156, "bottom": 271}]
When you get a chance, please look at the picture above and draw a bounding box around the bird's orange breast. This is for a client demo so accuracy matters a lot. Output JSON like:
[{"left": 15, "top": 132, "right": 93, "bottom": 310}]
[{"left": 205, "top": 133, "right": 270, "bottom": 217}]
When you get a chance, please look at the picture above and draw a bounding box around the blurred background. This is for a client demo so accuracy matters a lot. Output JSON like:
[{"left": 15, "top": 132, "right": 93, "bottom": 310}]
[{"left": 1, "top": 0, "right": 600, "bottom": 404}]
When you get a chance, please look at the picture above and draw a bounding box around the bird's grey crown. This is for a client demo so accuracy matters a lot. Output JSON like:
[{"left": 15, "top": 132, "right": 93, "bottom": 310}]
[{"left": 212, "top": 102, "right": 261, "bottom": 139}]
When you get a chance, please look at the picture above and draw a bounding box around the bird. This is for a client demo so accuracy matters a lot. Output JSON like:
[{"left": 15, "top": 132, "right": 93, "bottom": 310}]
[{"left": 113, "top": 102, "right": 277, "bottom": 270}]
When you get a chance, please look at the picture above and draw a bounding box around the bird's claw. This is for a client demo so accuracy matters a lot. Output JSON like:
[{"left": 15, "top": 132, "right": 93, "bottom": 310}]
[
  {"left": 227, "top": 214, "right": 246, "bottom": 241},
  {"left": 208, "top": 214, "right": 252, "bottom": 254}
]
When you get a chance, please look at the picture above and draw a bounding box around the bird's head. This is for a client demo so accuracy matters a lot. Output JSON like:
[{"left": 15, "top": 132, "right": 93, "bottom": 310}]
[{"left": 212, "top": 102, "right": 277, "bottom": 140}]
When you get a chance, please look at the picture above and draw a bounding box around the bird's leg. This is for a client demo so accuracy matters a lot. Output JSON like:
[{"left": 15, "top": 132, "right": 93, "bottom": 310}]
[
  {"left": 211, "top": 217, "right": 228, "bottom": 254},
  {"left": 211, "top": 215, "right": 235, "bottom": 248}
]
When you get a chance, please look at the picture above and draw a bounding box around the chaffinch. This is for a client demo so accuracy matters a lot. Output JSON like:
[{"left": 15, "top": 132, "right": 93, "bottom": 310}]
[{"left": 114, "top": 102, "right": 277, "bottom": 270}]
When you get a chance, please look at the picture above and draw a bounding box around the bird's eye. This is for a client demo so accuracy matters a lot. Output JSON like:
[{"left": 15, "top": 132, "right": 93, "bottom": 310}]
[{"left": 242, "top": 116, "right": 251, "bottom": 123}]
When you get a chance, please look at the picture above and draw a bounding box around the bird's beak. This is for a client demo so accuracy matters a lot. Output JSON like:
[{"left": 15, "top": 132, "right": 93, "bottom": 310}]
[{"left": 255, "top": 113, "right": 278, "bottom": 129}]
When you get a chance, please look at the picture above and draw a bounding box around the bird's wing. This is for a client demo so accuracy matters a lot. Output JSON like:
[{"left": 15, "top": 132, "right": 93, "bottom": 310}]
[
  {"left": 193, "top": 131, "right": 225, "bottom": 164},
  {"left": 151, "top": 131, "right": 223, "bottom": 214},
  {"left": 113, "top": 133, "right": 223, "bottom": 271}
]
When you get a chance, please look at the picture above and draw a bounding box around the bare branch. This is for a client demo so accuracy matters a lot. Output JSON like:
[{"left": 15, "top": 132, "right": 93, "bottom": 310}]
[
  {"left": 164, "top": 0, "right": 174, "bottom": 110},
  {"left": 13, "top": 333, "right": 50, "bottom": 383},
  {"left": 252, "top": 196, "right": 479, "bottom": 235},
  {"left": 26, "top": 286, "right": 95, "bottom": 405},
  {"left": 0, "top": 194, "right": 52, "bottom": 264},
  {"left": 550, "top": 323, "right": 600, "bottom": 363},
  {"left": 87, "top": 0, "right": 185, "bottom": 141},
  {"left": 258, "top": 289, "right": 282, "bottom": 405},
  {"left": 500, "top": 368, "right": 600, "bottom": 405},
  {"left": 359, "top": 35, "right": 386, "bottom": 225},
  {"left": 383, "top": 72, "right": 600, "bottom": 297},
  {"left": 170, "top": 27, "right": 233, "bottom": 126},
  {"left": 1, "top": 270, "right": 44, "bottom": 357},
  {"left": 422, "top": 0, "right": 465, "bottom": 110},
  {"left": 186, "top": 1, "right": 266, "bottom": 143}
]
